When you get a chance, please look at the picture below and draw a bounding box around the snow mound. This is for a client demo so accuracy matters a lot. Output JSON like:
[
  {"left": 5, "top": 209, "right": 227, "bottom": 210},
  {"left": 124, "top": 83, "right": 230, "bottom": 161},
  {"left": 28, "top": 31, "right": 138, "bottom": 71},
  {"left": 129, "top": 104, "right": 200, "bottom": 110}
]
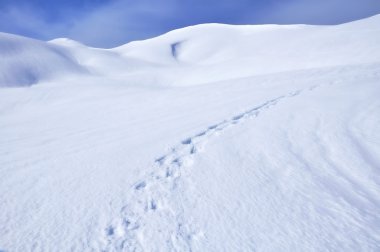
[
  {"left": 0, "top": 33, "right": 86, "bottom": 87},
  {"left": 2, "top": 15, "right": 379, "bottom": 87},
  {"left": 114, "top": 15, "right": 380, "bottom": 85},
  {"left": 116, "top": 14, "right": 380, "bottom": 68},
  {"left": 49, "top": 38, "right": 87, "bottom": 48}
]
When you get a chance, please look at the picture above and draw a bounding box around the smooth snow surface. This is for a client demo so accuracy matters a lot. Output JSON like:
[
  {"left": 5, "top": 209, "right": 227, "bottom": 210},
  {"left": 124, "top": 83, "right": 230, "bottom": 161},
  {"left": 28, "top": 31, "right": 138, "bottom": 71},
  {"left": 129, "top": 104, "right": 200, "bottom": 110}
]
[
  {"left": 0, "top": 33, "right": 85, "bottom": 87},
  {"left": 1, "top": 15, "right": 380, "bottom": 251}
]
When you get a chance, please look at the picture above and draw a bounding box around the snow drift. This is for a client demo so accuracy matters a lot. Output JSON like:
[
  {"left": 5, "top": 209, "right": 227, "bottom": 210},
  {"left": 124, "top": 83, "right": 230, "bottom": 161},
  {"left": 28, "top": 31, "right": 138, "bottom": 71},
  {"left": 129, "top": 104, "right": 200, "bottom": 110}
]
[
  {"left": 2, "top": 14, "right": 379, "bottom": 87},
  {"left": 0, "top": 33, "right": 85, "bottom": 87}
]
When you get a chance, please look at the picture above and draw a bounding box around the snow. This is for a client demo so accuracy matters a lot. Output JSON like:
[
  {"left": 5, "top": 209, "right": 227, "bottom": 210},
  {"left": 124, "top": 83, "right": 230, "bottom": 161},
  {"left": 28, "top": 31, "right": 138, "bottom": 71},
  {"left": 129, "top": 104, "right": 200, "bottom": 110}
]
[
  {"left": 0, "top": 14, "right": 380, "bottom": 251},
  {"left": 0, "top": 33, "right": 86, "bottom": 87}
]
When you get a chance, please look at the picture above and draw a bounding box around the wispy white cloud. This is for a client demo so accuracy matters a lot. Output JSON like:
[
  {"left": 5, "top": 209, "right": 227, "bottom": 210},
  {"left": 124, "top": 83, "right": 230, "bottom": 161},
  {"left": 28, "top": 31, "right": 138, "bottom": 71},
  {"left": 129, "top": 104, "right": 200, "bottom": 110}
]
[
  {"left": 251, "top": 0, "right": 380, "bottom": 24},
  {"left": 66, "top": 0, "right": 180, "bottom": 47},
  {"left": 0, "top": 4, "right": 64, "bottom": 39}
]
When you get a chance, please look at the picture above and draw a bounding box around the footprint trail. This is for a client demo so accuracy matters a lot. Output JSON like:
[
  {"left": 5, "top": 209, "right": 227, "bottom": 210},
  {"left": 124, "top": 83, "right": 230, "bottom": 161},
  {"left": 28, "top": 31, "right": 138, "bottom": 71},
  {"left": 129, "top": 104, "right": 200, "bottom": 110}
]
[{"left": 102, "top": 86, "right": 315, "bottom": 251}]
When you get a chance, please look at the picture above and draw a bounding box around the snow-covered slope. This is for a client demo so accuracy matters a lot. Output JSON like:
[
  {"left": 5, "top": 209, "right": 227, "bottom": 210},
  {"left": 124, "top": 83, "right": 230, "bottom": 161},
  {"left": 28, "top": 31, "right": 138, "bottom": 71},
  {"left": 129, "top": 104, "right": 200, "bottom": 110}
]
[
  {"left": 0, "top": 15, "right": 379, "bottom": 252},
  {"left": 113, "top": 14, "right": 380, "bottom": 85},
  {"left": 0, "top": 33, "right": 86, "bottom": 87},
  {"left": 3, "top": 14, "right": 379, "bottom": 88}
]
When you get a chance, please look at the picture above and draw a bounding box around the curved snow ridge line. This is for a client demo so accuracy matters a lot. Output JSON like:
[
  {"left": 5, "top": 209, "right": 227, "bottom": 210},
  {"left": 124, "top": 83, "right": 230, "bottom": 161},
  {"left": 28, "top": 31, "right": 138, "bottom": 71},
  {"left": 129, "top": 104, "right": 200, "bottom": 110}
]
[{"left": 102, "top": 86, "right": 313, "bottom": 251}]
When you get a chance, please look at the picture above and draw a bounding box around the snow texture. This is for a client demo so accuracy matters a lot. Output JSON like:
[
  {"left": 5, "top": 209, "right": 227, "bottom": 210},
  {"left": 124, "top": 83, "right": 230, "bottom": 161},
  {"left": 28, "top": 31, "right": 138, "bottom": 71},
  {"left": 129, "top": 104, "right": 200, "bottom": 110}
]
[{"left": 0, "top": 14, "right": 380, "bottom": 252}]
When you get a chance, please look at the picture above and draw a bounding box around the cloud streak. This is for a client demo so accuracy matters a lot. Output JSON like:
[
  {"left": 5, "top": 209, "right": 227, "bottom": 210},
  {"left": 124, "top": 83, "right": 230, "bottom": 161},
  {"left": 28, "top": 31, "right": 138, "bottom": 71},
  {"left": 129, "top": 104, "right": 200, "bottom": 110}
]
[{"left": 252, "top": 0, "right": 380, "bottom": 24}]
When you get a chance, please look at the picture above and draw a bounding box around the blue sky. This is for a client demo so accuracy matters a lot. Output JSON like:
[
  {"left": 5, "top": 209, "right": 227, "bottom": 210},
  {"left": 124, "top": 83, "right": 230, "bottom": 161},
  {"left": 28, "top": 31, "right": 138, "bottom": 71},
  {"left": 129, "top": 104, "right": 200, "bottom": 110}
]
[{"left": 1, "top": 0, "right": 379, "bottom": 47}]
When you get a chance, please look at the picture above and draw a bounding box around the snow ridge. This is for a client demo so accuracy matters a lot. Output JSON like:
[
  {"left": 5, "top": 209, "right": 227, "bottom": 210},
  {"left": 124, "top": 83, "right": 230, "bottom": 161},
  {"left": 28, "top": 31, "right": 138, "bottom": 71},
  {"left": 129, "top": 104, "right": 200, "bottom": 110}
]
[{"left": 102, "top": 83, "right": 321, "bottom": 251}]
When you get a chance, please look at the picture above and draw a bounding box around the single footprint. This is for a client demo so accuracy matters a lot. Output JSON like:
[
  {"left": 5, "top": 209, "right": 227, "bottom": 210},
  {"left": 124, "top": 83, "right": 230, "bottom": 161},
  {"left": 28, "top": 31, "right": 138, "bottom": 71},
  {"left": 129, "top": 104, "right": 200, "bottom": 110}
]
[{"left": 135, "top": 181, "right": 147, "bottom": 190}]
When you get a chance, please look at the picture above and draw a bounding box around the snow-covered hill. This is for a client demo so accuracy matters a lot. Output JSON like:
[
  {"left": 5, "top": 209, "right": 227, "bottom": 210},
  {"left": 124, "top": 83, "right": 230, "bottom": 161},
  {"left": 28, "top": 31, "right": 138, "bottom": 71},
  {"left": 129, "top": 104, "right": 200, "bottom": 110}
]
[
  {"left": 0, "top": 33, "right": 86, "bottom": 87},
  {"left": 3, "top": 14, "right": 380, "bottom": 88},
  {"left": 0, "top": 15, "right": 379, "bottom": 251}
]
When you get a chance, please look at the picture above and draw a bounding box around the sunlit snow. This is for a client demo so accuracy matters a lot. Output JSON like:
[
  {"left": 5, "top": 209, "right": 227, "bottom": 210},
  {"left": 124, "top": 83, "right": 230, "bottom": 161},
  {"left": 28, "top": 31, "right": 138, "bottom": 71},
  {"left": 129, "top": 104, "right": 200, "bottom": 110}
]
[{"left": 0, "top": 15, "right": 380, "bottom": 251}]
